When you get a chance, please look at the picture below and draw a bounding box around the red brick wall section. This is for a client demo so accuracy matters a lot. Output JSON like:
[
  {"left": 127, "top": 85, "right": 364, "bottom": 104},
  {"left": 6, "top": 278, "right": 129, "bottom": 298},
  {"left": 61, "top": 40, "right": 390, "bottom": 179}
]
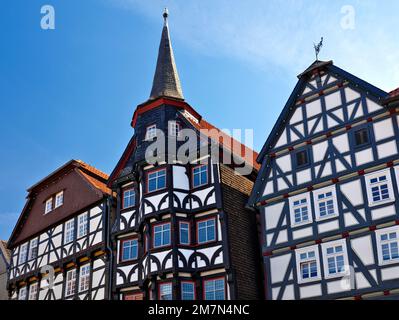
[{"left": 219, "top": 164, "right": 263, "bottom": 300}]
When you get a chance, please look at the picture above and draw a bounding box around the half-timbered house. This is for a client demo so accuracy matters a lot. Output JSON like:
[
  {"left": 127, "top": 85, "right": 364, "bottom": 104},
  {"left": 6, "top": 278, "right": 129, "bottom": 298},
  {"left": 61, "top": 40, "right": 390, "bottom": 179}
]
[
  {"left": 249, "top": 60, "right": 399, "bottom": 300},
  {"left": 108, "top": 11, "right": 263, "bottom": 300},
  {"left": 7, "top": 160, "right": 115, "bottom": 300}
]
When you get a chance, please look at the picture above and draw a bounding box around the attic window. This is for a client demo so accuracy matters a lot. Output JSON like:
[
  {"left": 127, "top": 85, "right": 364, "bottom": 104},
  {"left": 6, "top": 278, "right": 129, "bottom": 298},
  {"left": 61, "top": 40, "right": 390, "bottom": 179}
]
[
  {"left": 145, "top": 124, "right": 157, "bottom": 140},
  {"left": 295, "top": 150, "right": 309, "bottom": 167},
  {"left": 169, "top": 121, "right": 182, "bottom": 138},
  {"left": 45, "top": 198, "right": 53, "bottom": 214},
  {"left": 354, "top": 128, "right": 370, "bottom": 147},
  {"left": 55, "top": 191, "right": 64, "bottom": 208}
]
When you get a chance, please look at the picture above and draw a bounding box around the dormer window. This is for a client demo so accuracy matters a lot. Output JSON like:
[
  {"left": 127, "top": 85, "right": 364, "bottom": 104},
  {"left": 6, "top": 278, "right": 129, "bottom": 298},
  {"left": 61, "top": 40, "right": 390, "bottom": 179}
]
[
  {"left": 145, "top": 124, "right": 157, "bottom": 140},
  {"left": 55, "top": 191, "right": 64, "bottom": 208},
  {"left": 169, "top": 121, "right": 182, "bottom": 138},
  {"left": 45, "top": 198, "right": 53, "bottom": 214}
]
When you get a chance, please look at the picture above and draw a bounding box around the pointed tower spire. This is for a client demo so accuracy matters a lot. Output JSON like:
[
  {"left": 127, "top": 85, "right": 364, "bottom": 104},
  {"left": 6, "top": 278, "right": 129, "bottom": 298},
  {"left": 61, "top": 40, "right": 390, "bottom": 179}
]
[{"left": 149, "top": 8, "right": 184, "bottom": 101}]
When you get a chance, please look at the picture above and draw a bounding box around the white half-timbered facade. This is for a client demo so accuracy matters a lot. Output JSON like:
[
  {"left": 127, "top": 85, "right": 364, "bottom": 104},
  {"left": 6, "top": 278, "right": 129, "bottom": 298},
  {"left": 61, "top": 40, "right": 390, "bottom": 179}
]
[
  {"left": 249, "top": 60, "right": 399, "bottom": 300},
  {"left": 108, "top": 11, "right": 262, "bottom": 300},
  {"left": 7, "top": 160, "right": 114, "bottom": 300}
]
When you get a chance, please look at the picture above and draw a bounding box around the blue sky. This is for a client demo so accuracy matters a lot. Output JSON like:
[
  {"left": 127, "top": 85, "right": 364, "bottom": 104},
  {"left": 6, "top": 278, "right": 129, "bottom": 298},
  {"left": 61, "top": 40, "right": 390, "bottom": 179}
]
[{"left": 1, "top": 0, "right": 398, "bottom": 241}]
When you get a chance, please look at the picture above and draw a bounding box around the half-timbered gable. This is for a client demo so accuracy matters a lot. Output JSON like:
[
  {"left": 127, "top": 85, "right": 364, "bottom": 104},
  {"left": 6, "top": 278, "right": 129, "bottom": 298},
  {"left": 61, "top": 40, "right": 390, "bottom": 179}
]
[
  {"left": 7, "top": 160, "right": 115, "bottom": 300},
  {"left": 249, "top": 60, "right": 399, "bottom": 300},
  {"left": 109, "top": 11, "right": 262, "bottom": 300}
]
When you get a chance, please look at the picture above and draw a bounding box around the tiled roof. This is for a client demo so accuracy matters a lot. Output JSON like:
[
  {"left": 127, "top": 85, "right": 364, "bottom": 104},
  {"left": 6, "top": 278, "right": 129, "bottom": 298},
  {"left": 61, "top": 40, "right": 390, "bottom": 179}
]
[
  {"left": 389, "top": 88, "right": 399, "bottom": 98},
  {"left": 76, "top": 160, "right": 109, "bottom": 181},
  {"left": 183, "top": 114, "right": 260, "bottom": 171},
  {"left": 78, "top": 169, "right": 112, "bottom": 196}
]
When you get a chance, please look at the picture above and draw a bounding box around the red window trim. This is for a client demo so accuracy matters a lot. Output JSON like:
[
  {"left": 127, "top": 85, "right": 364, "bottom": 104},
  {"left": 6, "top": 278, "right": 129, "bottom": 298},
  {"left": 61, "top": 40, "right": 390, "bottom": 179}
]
[
  {"left": 196, "top": 217, "right": 217, "bottom": 245},
  {"left": 146, "top": 168, "right": 167, "bottom": 194},
  {"left": 202, "top": 276, "right": 226, "bottom": 300},
  {"left": 120, "top": 237, "right": 139, "bottom": 262},
  {"left": 152, "top": 221, "right": 172, "bottom": 249},
  {"left": 122, "top": 187, "right": 135, "bottom": 209},
  {"left": 158, "top": 281, "right": 173, "bottom": 300},
  {"left": 123, "top": 292, "right": 144, "bottom": 300},
  {"left": 191, "top": 164, "right": 209, "bottom": 188},
  {"left": 179, "top": 221, "right": 191, "bottom": 246},
  {"left": 181, "top": 280, "right": 196, "bottom": 300}
]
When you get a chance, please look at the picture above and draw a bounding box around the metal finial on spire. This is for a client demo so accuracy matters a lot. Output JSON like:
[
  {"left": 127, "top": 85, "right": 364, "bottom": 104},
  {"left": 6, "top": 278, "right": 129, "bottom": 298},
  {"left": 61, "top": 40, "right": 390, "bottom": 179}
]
[
  {"left": 163, "top": 8, "right": 169, "bottom": 25},
  {"left": 314, "top": 37, "right": 324, "bottom": 61}
]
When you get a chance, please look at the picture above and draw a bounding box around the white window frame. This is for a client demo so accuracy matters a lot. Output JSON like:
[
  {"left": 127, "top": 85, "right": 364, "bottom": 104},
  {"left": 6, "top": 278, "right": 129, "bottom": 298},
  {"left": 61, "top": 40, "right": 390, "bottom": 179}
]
[
  {"left": 18, "top": 286, "right": 27, "bottom": 300},
  {"left": 78, "top": 212, "right": 89, "bottom": 238},
  {"left": 321, "top": 239, "right": 350, "bottom": 279},
  {"left": 28, "top": 283, "right": 38, "bottom": 300},
  {"left": 55, "top": 191, "right": 64, "bottom": 208},
  {"left": 65, "top": 269, "right": 76, "bottom": 297},
  {"left": 289, "top": 193, "right": 313, "bottom": 226},
  {"left": 19, "top": 243, "right": 28, "bottom": 265},
  {"left": 45, "top": 198, "right": 53, "bottom": 214},
  {"left": 64, "top": 219, "right": 75, "bottom": 244},
  {"left": 313, "top": 186, "right": 339, "bottom": 221},
  {"left": 145, "top": 124, "right": 157, "bottom": 140},
  {"left": 295, "top": 245, "right": 321, "bottom": 284},
  {"left": 169, "top": 121, "right": 182, "bottom": 139},
  {"left": 79, "top": 264, "right": 91, "bottom": 293},
  {"left": 365, "top": 169, "right": 395, "bottom": 207},
  {"left": 375, "top": 225, "right": 399, "bottom": 266},
  {"left": 29, "top": 238, "right": 38, "bottom": 261}
]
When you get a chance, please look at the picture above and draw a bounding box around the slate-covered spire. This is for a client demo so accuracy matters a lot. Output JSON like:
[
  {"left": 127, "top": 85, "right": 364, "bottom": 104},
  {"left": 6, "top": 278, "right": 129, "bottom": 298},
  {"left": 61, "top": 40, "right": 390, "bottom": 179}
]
[{"left": 149, "top": 8, "right": 184, "bottom": 101}]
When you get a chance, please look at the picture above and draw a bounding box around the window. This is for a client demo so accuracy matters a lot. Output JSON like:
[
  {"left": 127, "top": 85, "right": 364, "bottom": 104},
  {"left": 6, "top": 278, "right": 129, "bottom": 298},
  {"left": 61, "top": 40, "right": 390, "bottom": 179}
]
[
  {"left": 18, "top": 287, "right": 27, "bottom": 300},
  {"left": 29, "top": 238, "right": 38, "bottom": 260},
  {"left": 289, "top": 193, "right": 312, "bottom": 226},
  {"left": 78, "top": 213, "right": 88, "bottom": 238},
  {"left": 153, "top": 223, "right": 171, "bottom": 248},
  {"left": 313, "top": 186, "right": 338, "bottom": 220},
  {"left": 19, "top": 243, "right": 28, "bottom": 265},
  {"left": 295, "top": 245, "right": 321, "bottom": 283},
  {"left": 121, "top": 238, "right": 138, "bottom": 261},
  {"left": 197, "top": 218, "right": 216, "bottom": 244},
  {"left": 159, "top": 282, "right": 172, "bottom": 300},
  {"left": 204, "top": 278, "right": 225, "bottom": 300},
  {"left": 45, "top": 198, "right": 53, "bottom": 214},
  {"left": 65, "top": 269, "right": 76, "bottom": 297},
  {"left": 123, "top": 188, "right": 135, "bottom": 209},
  {"left": 147, "top": 169, "right": 166, "bottom": 193},
  {"left": 295, "top": 149, "right": 309, "bottom": 167},
  {"left": 28, "top": 283, "right": 38, "bottom": 300},
  {"left": 192, "top": 165, "right": 208, "bottom": 188},
  {"left": 365, "top": 169, "right": 394, "bottom": 206},
  {"left": 354, "top": 128, "right": 370, "bottom": 146},
  {"left": 124, "top": 293, "right": 144, "bottom": 300},
  {"left": 169, "top": 121, "right": 182, "bottom": 138},
  {"left": 145, "top": 124, "right": 157, "bottom": 140},
  {"left": 179, "top": 222, "right": 190, "bottom": 245},
  {"left": 181, "top": 281, "right": 195, "bottom": 300},
  {"left": 79, "top": 264, "right": 90, "bottom": 293},
  {"left": 65, "top": 219, "right": 75, "bottom": 244},
  {"left": 376, "top": 226, "right": 399, "bottom": 265},
  {"left": 321, "top": 240, "right": 349, "bottom": 278},
  {"left": 55, "top": 191, "right": 64, "bottom": 208}
]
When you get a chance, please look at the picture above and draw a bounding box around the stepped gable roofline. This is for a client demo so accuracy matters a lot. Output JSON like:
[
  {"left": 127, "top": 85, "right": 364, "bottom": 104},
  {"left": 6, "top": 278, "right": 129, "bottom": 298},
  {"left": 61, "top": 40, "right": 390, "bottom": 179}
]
[{"left": 131, "top": 97, "right": 202, "bottom": 128}]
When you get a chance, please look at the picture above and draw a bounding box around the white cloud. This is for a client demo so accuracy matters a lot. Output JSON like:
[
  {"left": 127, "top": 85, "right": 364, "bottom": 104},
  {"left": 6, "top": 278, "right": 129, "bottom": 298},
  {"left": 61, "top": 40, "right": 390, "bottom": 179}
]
[{"left": 107, "top": 0, "right": 399, "bottom": 91}]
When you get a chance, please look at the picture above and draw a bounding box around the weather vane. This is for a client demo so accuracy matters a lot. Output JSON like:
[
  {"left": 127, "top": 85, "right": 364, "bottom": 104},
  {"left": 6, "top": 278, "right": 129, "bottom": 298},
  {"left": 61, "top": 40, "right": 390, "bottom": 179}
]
[
  {"left": 314, "top": 37, "right": 324, "bottom": 61},
  {"left": 163, "top": 7, "right": 169, "bottom": 25}
]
